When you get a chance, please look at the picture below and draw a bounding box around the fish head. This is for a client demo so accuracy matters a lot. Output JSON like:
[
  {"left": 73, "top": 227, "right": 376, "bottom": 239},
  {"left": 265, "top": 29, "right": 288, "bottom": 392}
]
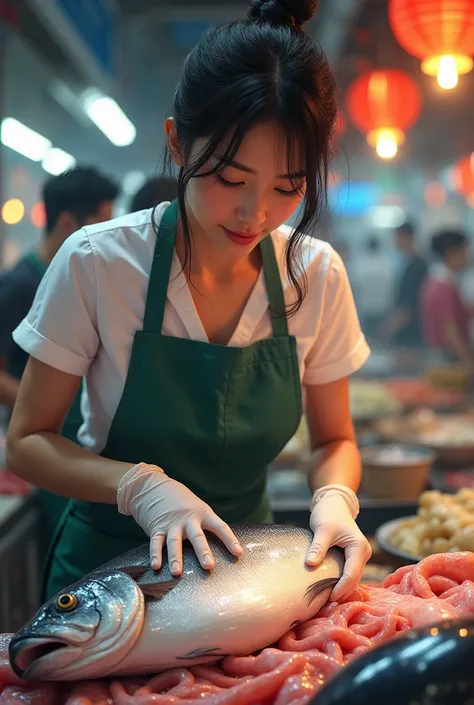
[{"left": 9, "top": 570, "right": 145, "bottom": 681}]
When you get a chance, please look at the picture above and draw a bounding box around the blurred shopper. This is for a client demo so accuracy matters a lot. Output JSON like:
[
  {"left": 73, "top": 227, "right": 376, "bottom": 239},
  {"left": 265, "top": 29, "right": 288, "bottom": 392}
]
[
  {"left": 421, "top": 229, "right": 472, "bottom": 365},
  {"left": 351, "top": 237, "right": 393, "bottom": 340},
  {"left": 0, "top": 166, "right": 119, "bottom": 541},
  {"left": 0, "top": 167, "right": 119, "bottom": 414},
  {"left": 381, "top": 222, "right": 427, "bottom": 357},
  {"left": 129, "top": 177, "right": 178, "bottom": 212},
  {"left": 460, "top": 263, "right": 474, "bottom": 344}
]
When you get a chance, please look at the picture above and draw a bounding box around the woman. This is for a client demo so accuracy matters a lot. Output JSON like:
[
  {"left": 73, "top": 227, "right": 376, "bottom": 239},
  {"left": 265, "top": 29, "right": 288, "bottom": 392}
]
[{"left": 7, "top": 0, "right": 371, "bottom": 603}]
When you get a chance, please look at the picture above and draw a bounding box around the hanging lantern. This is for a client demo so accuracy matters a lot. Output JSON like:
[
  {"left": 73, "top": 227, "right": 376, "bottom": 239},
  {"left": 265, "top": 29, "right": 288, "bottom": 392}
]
[
  {"left": 389, "top": 0, "right": 474, "bottom": 90},
  {"left": 451, "top": 153, "right": 474, "bottom": 200},
  {"left": 346, "top": 69, "right": 421, "bottom": 160}
]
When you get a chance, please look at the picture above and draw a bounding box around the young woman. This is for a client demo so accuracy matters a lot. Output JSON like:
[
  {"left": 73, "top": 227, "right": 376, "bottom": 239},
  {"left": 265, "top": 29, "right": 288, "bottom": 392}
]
[{"left": 7, "top": 0, "right": 371, "bottom": 603}]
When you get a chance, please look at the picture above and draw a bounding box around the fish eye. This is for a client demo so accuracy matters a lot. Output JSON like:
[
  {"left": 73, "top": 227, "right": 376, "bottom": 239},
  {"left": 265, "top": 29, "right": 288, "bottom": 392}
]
[{"left": 56, "top": 593, "right": 78, "bottom": 611}]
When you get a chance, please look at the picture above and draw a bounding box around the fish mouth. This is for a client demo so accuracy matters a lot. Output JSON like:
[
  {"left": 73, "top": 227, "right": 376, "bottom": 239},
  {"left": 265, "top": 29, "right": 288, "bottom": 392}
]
[{"left": 9, "top": 636, "right": 70, "bottom": 679}]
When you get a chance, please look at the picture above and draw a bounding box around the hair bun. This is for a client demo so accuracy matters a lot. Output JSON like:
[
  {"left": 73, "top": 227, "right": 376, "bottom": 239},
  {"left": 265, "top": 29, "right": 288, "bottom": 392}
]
[{"left": 248, "top": 0, "right": 317, "bottom": 30}]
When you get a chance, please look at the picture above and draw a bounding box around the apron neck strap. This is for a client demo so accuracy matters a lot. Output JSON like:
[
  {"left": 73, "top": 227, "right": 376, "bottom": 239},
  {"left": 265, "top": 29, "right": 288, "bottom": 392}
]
[
  {"left": 260, "top": 235, "right": 289, "bottom": 338},
  {"left": 144, "top": 200, "right": 289, "bottom": 337},
  {"left": 143, "top": 201, "right": 178, "bottom": 333}
]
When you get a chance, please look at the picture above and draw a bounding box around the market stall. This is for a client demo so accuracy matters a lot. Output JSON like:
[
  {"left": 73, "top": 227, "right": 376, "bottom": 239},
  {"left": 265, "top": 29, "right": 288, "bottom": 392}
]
[{"left": 2, "top": 363, "right": 474, "bottom": 702}]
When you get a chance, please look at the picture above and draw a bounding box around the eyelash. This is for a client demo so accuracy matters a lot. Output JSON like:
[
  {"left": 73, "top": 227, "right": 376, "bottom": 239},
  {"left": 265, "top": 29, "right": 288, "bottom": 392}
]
[{"left": 216, "top": 174, "right": 299, "bottom": 197}]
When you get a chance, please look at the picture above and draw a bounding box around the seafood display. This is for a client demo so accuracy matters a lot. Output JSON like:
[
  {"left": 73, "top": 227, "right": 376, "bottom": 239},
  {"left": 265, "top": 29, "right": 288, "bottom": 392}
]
[
  {"left": 1, "top": 551, "right": 474, "bottom": 704},
  {"left": 389, "top": 489, "right": 474, "bottom": 557},
  {"left": 8, "top": 525, "right": 343, "bottom": 680},
  {"left": 278, "top": 380, "right": 401, "bottom": 462}
]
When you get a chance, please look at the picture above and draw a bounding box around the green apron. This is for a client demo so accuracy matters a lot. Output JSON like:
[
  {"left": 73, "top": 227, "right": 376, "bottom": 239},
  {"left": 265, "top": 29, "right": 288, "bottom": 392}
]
[{"left": 43, "top": 201, "right": 303, "bottom": 600}]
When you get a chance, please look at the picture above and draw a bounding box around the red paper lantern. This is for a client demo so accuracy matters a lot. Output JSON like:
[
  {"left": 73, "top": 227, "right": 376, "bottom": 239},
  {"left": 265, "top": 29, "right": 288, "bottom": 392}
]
[
  {"left": 452, "top": 153, "right": 474, "bottom": 198},
  {"left": 346, "top": 69, "right": 421, "bottom": 159},
  {"left": 389, "top": 0, "right": 474, "bottom": 89}
]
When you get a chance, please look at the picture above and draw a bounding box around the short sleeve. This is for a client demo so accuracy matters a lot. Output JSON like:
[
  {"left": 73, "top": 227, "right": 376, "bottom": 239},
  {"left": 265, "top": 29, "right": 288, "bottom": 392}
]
[
  {"left": 12, "top": 230, "right": 99, "bottom": 376},
  {"left": 303, "top": 249, "right": 370, "bottom": 385}
]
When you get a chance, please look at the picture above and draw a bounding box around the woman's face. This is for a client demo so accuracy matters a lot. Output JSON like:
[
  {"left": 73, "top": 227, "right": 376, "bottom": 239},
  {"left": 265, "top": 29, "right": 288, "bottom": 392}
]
[{"left": 173, "top": 121, "right": 306, "bottom": 259}]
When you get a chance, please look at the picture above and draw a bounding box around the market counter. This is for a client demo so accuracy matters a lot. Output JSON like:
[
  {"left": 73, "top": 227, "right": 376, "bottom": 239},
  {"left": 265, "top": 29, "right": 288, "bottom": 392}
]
[{"left": 0, "top": 492, "right": 43, "bottom": 633}]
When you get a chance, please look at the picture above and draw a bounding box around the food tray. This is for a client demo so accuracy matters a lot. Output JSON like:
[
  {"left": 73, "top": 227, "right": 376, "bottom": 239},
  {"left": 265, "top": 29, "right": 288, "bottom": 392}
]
[
  {"left": 386, "top": 378, "right": 466, "bottom": 410},
  {"left": 375, "top": 517, "right": 421, "bottom": 564},
  {"left": 375, "top": 413, "right": 474, "bottom": 466}
]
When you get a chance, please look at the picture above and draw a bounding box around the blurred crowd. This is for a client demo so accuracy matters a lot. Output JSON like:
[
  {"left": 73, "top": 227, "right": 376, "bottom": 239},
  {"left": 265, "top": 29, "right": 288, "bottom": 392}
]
[
  {"left": 0, "top": 170, "right": 177, "bottom": 415},
  {"left": 342, "top": 222, "right": 474, "bottom": 370}
]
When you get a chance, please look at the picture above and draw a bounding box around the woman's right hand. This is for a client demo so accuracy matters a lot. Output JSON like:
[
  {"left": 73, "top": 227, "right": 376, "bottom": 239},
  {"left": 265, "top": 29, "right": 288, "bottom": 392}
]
[{"left": 117, "top": 463, "right": 243, "bottom": 575}]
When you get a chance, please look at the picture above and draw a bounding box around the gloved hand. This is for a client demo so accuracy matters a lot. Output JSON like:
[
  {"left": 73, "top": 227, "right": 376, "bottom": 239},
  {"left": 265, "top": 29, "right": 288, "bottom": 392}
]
[
  {"left": 117, "top": 462, "right": 243, "bottom": 575},
  {"left": 306, "top": 485, "right": 372, "bottom": 603}
]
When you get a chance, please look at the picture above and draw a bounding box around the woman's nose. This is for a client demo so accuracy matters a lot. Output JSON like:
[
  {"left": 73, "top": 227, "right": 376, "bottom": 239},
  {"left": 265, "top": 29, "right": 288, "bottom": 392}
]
[{"left": 236, "top": 198, "right": 266, "bottom": 231}]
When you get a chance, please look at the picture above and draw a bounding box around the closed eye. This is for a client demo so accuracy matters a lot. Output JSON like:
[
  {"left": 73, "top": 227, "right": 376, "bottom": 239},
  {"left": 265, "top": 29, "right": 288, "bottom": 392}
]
[
  {"left": 276, "top": 187, "right": 299, "bottom": 197},
  {"left": 217, "top": 175, "right": 300, "bottom": 197},
  {"left": 216, "top": 175, "right": 245, "bottom": 188}
]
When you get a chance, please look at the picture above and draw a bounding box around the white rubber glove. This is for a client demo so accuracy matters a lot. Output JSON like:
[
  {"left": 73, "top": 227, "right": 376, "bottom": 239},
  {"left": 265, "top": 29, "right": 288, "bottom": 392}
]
[
  {"left": 117, "top": 463, "right": 243, "bottom": 576},
  {"left": 306, "top": 485, "right": 372, "bottom": 603}
]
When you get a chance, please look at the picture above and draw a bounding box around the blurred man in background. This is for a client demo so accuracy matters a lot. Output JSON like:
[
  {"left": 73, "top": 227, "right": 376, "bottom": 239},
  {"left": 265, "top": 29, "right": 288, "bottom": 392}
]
[
  {"left": 0, "top": 166, "right": 119, "bottom": 542},
  {"left": 351, "top": 236, "right": 393, "bottom": 341},
  {"left": 0, "top": 166, "right": 119, "bottom": 414},
  {"left": 421, "top": 229, "right": 472, "bottom": 365},
  {"left": 381, "top": 221, "right": 427, "bottom": 357},
  {"left": 129, "top": 176, "right": 178, "bottom": 212}
]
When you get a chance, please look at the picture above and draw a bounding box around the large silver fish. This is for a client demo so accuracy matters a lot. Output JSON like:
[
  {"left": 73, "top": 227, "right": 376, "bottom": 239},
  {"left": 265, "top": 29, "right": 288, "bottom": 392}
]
[{"left": 9, "top": 524, "right": 343, "bottom": 681}]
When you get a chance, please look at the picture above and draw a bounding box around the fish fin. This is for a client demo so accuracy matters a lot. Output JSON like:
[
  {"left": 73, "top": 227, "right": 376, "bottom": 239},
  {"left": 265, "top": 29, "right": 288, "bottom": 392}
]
[
  {"left": 177, "top": 647, "right": 223, "bottom": 660},
  {"left": 137, "top": 578, "right": 180, "bottom": 600},
  {"left": 305, "top": 577, "right": 339, "bottom": 605},
  {"left": 120, "top": 566, "right": 148, "bottom": 581}
]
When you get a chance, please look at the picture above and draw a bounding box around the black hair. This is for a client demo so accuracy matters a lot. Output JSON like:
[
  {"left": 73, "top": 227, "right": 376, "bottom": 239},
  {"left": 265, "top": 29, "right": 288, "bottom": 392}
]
[
  {"left": 395, "top": 221, "right": 416, "bottom": 238},
  {"left": 159, "top": 0, "right": 337, "bottom": 315},
  {"left": 130, "top": 177, "right": 178, "bottom": 213},
  {"left": 367, "top": 237, "right": 380, "bottom": 252},
  {"left": 431, "top": 229, "right": 468, "bottom": 259},
  {"left": 43, "top": 166, "right": 119, "bottom": 235}
]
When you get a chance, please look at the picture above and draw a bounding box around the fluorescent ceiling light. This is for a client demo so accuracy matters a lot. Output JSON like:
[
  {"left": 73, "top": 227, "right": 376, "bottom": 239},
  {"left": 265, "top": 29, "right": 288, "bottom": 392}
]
[
  {"left": 122, "top": 170, "right": 146, "bottom": 195},
  {"left": 1, "top": 118, "right": 52, "bottom": 161},
  {"left": 49, "top": 79, "right": 90, "bottom": 127},
  {"left": 81, "top": 89, "right": 136, "bottom": 147},
  {"left": 42, "top": 147, "right": 76, "bottom": 175}
]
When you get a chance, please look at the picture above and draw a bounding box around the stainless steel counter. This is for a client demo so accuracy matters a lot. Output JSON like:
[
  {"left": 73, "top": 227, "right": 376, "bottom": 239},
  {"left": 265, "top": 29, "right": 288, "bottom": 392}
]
[{"left": 0, "top": 492, "right": 43, "bottom": 633}]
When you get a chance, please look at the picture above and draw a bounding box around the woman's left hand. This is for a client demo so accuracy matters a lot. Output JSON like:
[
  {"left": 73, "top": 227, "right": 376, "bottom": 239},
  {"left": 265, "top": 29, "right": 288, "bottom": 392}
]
[{"left": 306, "top": 491, "right": 372, "bottom": 603}]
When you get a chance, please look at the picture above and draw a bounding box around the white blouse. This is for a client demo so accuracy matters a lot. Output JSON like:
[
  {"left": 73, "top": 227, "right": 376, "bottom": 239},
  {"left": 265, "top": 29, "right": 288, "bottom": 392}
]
[{"left": 13, "top": 202, "right": 370, "bottom": 453}]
